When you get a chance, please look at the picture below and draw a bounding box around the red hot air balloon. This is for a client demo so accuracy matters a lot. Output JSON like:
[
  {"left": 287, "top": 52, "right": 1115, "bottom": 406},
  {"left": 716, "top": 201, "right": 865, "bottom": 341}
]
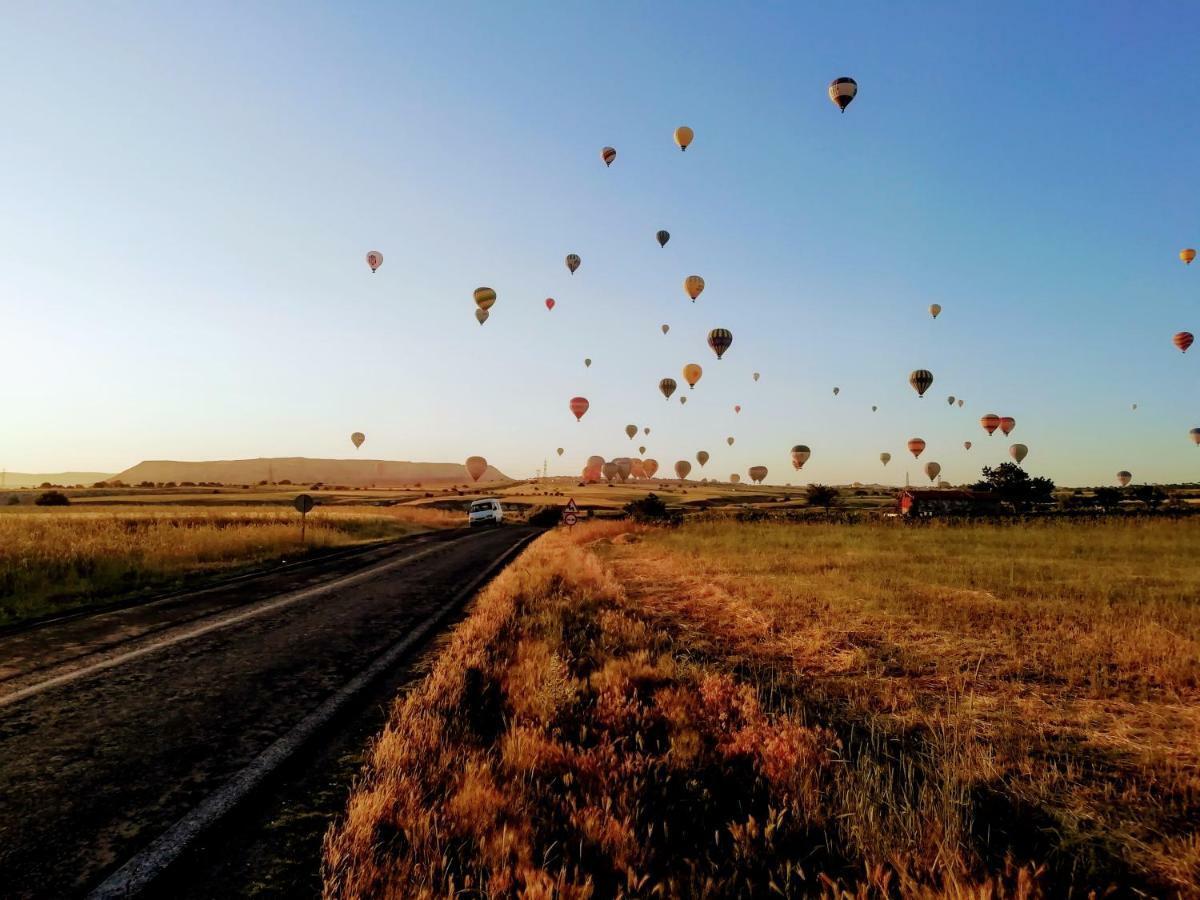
[
  {"left": 999, "top": 416, "right": 1016, "bottom": 436},
  {"left": 980, "top": 414, "right": 1001, "bottom": 436},
  {"left": 569, "top": 397, "right": 589, "bottom": 421},
  {"left": 1174, "top": 331, "right": 1194, "bottom": 353},
  {"left": 545, "top": 298, "right": 555, "bottom": 311},
  {"left": 907, "top": 438, "right": 926, "bottom": 458}
]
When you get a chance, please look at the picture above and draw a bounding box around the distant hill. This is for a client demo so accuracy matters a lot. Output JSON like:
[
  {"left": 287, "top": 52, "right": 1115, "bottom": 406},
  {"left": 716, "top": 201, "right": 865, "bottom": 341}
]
[
  {"left": 107, "top": 457, "right": 509, "bottom": 487},
  {"left": 1, "top": 472, "right": 114, "bottom": 489}
]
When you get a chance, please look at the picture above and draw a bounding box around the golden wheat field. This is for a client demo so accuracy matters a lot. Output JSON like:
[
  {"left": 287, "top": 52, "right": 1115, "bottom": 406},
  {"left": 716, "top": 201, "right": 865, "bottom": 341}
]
[
  {"left": 0, "top": 505, "right": 458, "bottom": 626},
  {"left": 323, "top": 518, "right": 1200, "bottom": 899}
]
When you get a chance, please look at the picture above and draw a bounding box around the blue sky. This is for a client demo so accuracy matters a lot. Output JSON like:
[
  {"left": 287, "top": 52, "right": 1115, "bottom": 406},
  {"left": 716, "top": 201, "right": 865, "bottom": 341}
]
[{"left": 1, "top": 2, "right": 1197, "bottom": 486}]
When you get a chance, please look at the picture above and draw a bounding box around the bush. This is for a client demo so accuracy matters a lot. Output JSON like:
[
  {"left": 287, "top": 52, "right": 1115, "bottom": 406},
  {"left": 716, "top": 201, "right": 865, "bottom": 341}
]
[
  {"left": 623, "top": 493, "right": 678, "bottom": 523},
  {"left": 6, "top": 495, "right": 21, "bottom": 506},
  {"left": 35, "top": 490, "right": 71, "bottom": 507},
  {"left": 526, "top": 506, "right": 564, "bottom": 527}
]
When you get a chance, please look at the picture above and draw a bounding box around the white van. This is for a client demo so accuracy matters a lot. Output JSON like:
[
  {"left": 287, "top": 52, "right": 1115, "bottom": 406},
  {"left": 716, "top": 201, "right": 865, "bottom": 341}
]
[{"left": 468, "top": 498, "right": 503, "bottom": 527}]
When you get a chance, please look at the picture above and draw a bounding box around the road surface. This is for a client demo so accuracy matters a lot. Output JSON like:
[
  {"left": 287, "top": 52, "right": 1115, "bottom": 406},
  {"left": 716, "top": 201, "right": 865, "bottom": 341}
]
[{"left": 0, "top": 525, "right": 538, "bottom": 898}]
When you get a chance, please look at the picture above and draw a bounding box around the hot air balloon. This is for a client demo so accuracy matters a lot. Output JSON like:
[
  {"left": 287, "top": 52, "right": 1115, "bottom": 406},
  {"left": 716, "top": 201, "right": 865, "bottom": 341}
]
[
  {"left": 569, "top": 397, "right": 589, "bottom": 421},
  {"left": 1182, "top": 249, "right": 1197, "bottom": 265},
  {"left": 659, "top": 378, "right": 677, "bottom": 400},
  {"left": 828, "top": 77, "right": 857, "bottom": 112},
  {"left": 602, "top": 461, "right": 618, "bottom": 482},
  {"left": 566, "top": 254, "right": 581, "bottom": 274},
  {"left": 661, "top": 324, "right": 670, "bottom": 335},
  {"left": 473, "top": 286, "right": 497, "bottom": 311},
  {"left": 587, "top": 455, "right": 604, "bottom": 470},
  {"left": 734, "top": 405, "right": 741, "bottom": 413},
  {"left": 924, "top": 462, "right": 941, "bottom": 483},
  {"left": 556, "top": 447, "right": 564, "bottom": 456},
  {"left": 351, "top": 432, "right": 365, "bottom": 449},
  {"left": 727, "top": 436, "right": 735, "bottom": 446},
  {"left": 465, "top": 456, "right": 488, "bottom": 482},
  {"left": 1009, "top": 443, "right": 1028, "bottom": 464},
  {"left": 963, "top": 441, "right": 972, "bottom": 450},
  {"left": 999, "top": 416, "right": 1015, "bottom": 436},
  {"left": 625, "top": 424, "right": 638, "bottom": 440},
  {"left": 947, "top": 396, "right": 956, "bottom": 406},
  {"left": 584, "top": 358, "right": 592, "bottom": 368},
  {"left": 749, "top": 465, "right": 768, "bottom": 484},
  {"left": 880, "top": 452, "right": 891, "bottom": 466},
  {"left": 707, "top": 328, "right": 733, "bottom": 360},
  {"left": 644, "top": 427, "right": 650, "bottom": 435},
  {"left": 696, "top": 450, "right": 710, "bottom": 467},
  {"left": 679, "top": 396, "right": 688, "bottom": 405},
  {"left": 832, "top": 386, "right": 840, "bottom": 396},
  {"left": 907, "top": 438, "right": 926, "bottom": 458},
  {"left": 615, "top": 458, "right": 632, "bottom": 482},
  {"left": 957, "top": 399, "right": 964, "bottom": 408},
  {"left": 752, "top": 372, "right": 760, "bottom": 382},
  {"left": 929, "top": 303, "right": 941, "bottom": 319},
  {"left": 545, "top": 298, "right": 555, "bottom": 311},
  {"left": 730, "top": 473, "right": 741, "bottom": 484},
  {"left": 790, "top": 445, "right": 811, "bottom": 470},
  {"left": 871, "top": 405, "right": 877, "bottom": 412},
  {"left": 643, "top": 459, "right": 659, "bottom": 478},
  {"left": 365, "top": 251, "right": 383, "bottom": 273},
  {"left": 638, "top": 445, "right": 646, "bottom": 455},
  {"left": 1174, "top": 331, "right": 1194, "bottom": 353},
  {"left": 675, "top": 460, "right": 692, "bottom": 480},
  {"left": 601, "top": 146, "right": 616, "bottom": 167},
  {"left": 630, "top": 458, "right": 646, "bottom": 478},
  {"left": 657, "top": 230, "right": 670, "bottom": 248},
  {"left": 684, "top": 275, "right": 705, "bottom": 301},
  {"left": 981, "top": 414, "right": 1001, "bottom": 435},
  {"left": 909, "top": 369, "right": 934, "bottom": 398},
  {"left": 475, "top": 309, "right": 489, "bottom": 325},
  {"left": 1132, "top": 403, "right": 1137, "bottom": 411},
  {"left": 1192, "top": 428, "right": 1200, "bottom": 445},
  {"left": 683, "top": 363, "right": 703, "bottom": 389},
  {"left": 1116, "top": 471, "right": 1132, "bottom": 487},
  {"left": 674, "top": 125, "right": 694, "bottom": 151}
]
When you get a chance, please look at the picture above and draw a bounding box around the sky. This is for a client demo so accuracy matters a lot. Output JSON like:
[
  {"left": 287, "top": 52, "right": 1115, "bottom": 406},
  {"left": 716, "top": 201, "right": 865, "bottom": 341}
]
[{"left": 1, "top": 1, "right": 1198, "bottom": 486}]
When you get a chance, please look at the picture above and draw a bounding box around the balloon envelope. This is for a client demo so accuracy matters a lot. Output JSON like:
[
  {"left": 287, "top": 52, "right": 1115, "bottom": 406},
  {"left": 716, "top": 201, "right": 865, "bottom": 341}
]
[
  {"left": 790, "top": 445, "right": 811, "bottom": 470},
  {"left": 365, "top": 251, "right": 382, "bottom": 272},
  {"left": 929, "top": 303, "right": 941, "bottom": 318},
  {"left": 981, "top": 414, "right": 1001, "bottom": 435},
  {"left": 907, "top": 438, "right": 926, "bottom": 458},
  {"left": 909, "top": 369, "right": 934, "bottom": 397},
  {"left": 473, "top": 287, "right": 496, "bottom": 311},
  {"left": 659, "top": 378, "right": 677, "bottom": 400},
  {"left": 964, "top": 441, "right": 972, "bottom": 450},
  {"left": 828, "top": 76, "right": 858, "bottom": 111},
  {"left": 350, "top": 432, "right": 365, "bottom": 449},
  {"left": 602, "top": 461, "right": 618, "bottom": 482},
  {"left": 475, "top": 308, "right": 489, "bottom": 325},
  {"left": 556, "top": 447, "right": 564, "bottom": 456},
  {"left": 465, "top": 456, "right": 488, "bottom": 482},
  {"left": 674, "top": 460, "right": 692, "bottom": 480},
  {"left": 661, "top": 324, "right": 670, "bottom": 334},
  {"left": 707, "top": 328, "right": 733, "bottom": 360},
  {"left": 1116, "top": 471, "right": 1132, "bottom": 487},
  {"left": 566, "top": 254, "right": 581, "bottom": 274},
  {"left": 999, "top": 416, "right": 1016, "bottom": 436},
  {"left": 643, "top": 459, "right": 659, "bottom": 478},
  {"left": 1191, "top": 428, "right": 1200, "bottom": 445},
  {"left": 569, "top": 397, "right": 590, "bottom": 421},
  {"left": 682, "top": 363, "right": 703, "bottom": 388},
  {"left": 674, "top": 125, "right": 694, "bottom": 150},
  {"left": 1009, "top": 443, "right": 1029, "bottom": 464},
  {"left": 749, "top": 465, "right": 768, "bottom": 484},
  {"left": 727, "top": 436, "right": 735, "bottom": 446},
  {"left": 625, "top": 424, "right": 638, "bottom": 440},
  {"left": 545, "top": 298, "right": 555, "bottom": 310},
  {"left": 924, "top": 462, "right": 941, "bottom": 482},
  {"left": 880, "top": 452, "right": 891, "bottom": 466},
  {"left": 696, "top": 450, "right": 709, "bottom": 467},
  {"left": 684, "top": 275, "right": 705, "bottom": 301},
  {"left": 600, "top": 146, "right": 616, "bottom": 167},
  {"left": 656, "top": 230, "right": 670, "bottom": 248},
  {"left": 1182, "top": 248, "right": 1196, "bottom": 265},
  {"left": 1174, "top": 331, "right": 1194, "bottom": 353}
]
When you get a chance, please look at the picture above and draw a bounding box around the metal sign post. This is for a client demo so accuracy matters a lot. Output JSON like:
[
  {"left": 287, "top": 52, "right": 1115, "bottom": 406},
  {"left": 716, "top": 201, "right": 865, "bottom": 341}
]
[
  {"left": 293, "top": 493, "right": 315, "bottom": 542},
  {"left": 562, "top": 497, "right": 579, "bottom": 529}
]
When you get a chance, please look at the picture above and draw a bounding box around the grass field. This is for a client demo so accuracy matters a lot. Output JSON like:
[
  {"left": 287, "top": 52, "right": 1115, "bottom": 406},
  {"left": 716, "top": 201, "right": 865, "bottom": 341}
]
[
  {"left": 0, "top": 505, "right": 458, "bottom": 627},
  {"left": 324, "top": 518, "right": 1200, "bottom": 898}
]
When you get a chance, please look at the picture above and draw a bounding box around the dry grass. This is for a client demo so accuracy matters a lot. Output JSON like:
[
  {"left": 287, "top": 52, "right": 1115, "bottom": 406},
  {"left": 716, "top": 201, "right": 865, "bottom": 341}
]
[
  {"left": 0, "top": 504, "right": 457, "bottom": 626},
  {"left": 323, "top": 519, "right": 1200, "bottom": 898}
]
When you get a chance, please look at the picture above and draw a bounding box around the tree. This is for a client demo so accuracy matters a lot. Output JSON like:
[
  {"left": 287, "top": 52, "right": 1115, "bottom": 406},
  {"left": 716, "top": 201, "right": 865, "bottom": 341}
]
[
  {"left": 1092, "top": 486, "right": 1123, "bottom": 512},
  {"left": 35, "top": 490, "right": 70, "bottom": 506},
  {"left": 806, "top": 483, "right": 840, "bottom": 511},
  {"left": 1130, "top": 484, "right": 1167, "bottom": 511},
  {"left": 972, "top": 463, "right": 1055, "bottom": 510},
  {"left": 624, "top": 492, "right": 670, "bottom": 521}
]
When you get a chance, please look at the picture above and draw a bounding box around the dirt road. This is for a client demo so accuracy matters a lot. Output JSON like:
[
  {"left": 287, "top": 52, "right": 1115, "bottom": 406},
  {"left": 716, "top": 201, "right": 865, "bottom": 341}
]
[{"left": 0, "top": 525, "right": 538, "bottom": 898}]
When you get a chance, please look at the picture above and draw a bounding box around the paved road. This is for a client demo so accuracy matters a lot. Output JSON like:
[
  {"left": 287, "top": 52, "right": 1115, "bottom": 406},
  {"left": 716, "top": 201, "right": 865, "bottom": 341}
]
[{"left": 0, "top": 525, "right": 538, "bottom": 899}]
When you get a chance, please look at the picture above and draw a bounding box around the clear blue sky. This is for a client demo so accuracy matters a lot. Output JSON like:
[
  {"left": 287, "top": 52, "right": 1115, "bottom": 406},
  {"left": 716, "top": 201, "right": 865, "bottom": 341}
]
[{"left": 1, "top": 2, "right": 1198, "bottom": 486}]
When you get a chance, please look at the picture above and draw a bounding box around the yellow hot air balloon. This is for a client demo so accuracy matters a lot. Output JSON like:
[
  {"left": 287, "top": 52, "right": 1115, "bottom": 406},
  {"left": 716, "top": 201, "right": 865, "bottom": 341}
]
[
  {"left": 350, "top": 432, "right": 365, "bottom": 449},
  {"left": 625, "top": 424, "right": 637, "bottom": 440},
  {"left": 674, "top": 460, "right": 692, "bottom": 480},
  {"left": 674, "top": 125, "right": 694, "bottom": 151},
  {"left": 473, "top": 287, "right": 496, "bottom": 311},
  {"left": 684, "top": 275, "right": 705, "bottom": 301},
  {"left": 923, "top": 461, "right": 941, "bottom": 482},
  {"left": 1182, "top": 248, "right": 1197, "bottom": 265},
  {"left": 682, "top": 363, "right": 703, "bottom": 389},
  {"left": 465, "top": 456, "right": 488, "bottom": 482},
  {"left": 696, "top": 450, "right": 709, "bottom": 467},
  {"left": 929, "top": 303, "right": 942, "bottom": 319}
]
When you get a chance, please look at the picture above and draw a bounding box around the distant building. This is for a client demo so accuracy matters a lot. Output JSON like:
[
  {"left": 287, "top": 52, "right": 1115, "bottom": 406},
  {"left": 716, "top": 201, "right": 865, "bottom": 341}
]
[{"left": 898, "top": 489, "right": 1003, "bottom": 517}]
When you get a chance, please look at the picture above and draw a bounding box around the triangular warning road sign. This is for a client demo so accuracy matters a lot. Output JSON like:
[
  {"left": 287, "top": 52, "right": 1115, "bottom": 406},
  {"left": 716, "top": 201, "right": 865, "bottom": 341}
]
[{"left": 564, "top": 498, "right": 579, "bottom": 514}]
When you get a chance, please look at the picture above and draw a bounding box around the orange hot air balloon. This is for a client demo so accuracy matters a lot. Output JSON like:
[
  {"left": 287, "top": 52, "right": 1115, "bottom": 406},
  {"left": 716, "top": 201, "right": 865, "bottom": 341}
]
[
  {"left": 1174, "top": 331, "right": 1194, "bottom": 353},
  {"left": 545, "top": 297, "right": 555, "bottom": 311},
  {"left": 465, "top": 456, "right": 488, "bottom": 482},
  {"left": 907, "top": 438, "right": 926, "bottom": 458},
  {"left": 1009, "top": 443, "right": 1029, "bottom": 465},
  {"left": 631, "top": 458, "right": 646, "bottom": 478},
  {"left": 674, "top": 125, "right": 694, "bottom": 151},
  {"left": 1182, "top": 249, "right": 1196, "bottom": 265},
  {"left": 790, "top": 445, "right": 811, "bottom": 470},
  {"left": 999, "top": 416, "right": 1016, "bottom": 436},
  {"left": 473, "top": 287, "right": 497, "bottom": 311},
  {"left": 682, "top": 363, "right": 703, "bottom": 389},
  {"left": 643, "top": 458, "right": 660, "bottom": 478},
  {"left": 569, "top": 396, "right": 590, "bottom": 421},
  {"left": 674, "top": 460, "right": 692, "bottom": 480},
  {"left": 980, "top": 414, "right": 1001, "bottom": 435},
  {"left": 601, "top": 146, "right": 616, "bottom": 167},
  {"left": 749, "top": 465, "right": 768, "bottom": 484},
  {"left": 923, "top": 462, "right": 941, "bottom": 483},
  {"left": 587, "top": 455, "right": 604, "bottom": 470},
  {"left": 684, "top": 275, "right": 705, "bottom": 301}
]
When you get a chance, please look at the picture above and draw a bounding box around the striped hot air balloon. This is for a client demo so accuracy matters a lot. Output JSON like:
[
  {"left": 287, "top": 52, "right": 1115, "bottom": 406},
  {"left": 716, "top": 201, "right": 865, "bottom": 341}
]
[
  {"left": 473, "top": 287, "right": 497, "bottom": 311},
  {"left": 707, "top": 328, "right": 733, "bottom": 360},
  {"left": 980, "top": 414, "right": 1001, "bottom": 435},
  {"left": 907, "top": 438, "right": 926, "bottom": 458},
  {"left": 828, "top": 76, "right": 858, "bottom": 112},
  {"left": 601, "top": 146, "right": 616, "bottom": 167},
  {"left": 659, "top": 378, "right": 677, "bottom": 400},
  {"left": 1182, "top": 249, "right": 1196, "bottom": 265},
  {"left": 999, "top": 416, "right": 1016, "bottom": 436},
  {"left": 566, "top": 254, "right": 581, "bottom": 274},
  {"left": 909, "top": 369, "right": 934, "bottom": 398},
  {"left": 657, "top": 230, "right": 670, "bottom": 248},
  {"left": 1174, "top": 331, "right": 1194, "bottom": 353},
  {"left": 569, "top": 396, "right": 589, "bottom": 421}
]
